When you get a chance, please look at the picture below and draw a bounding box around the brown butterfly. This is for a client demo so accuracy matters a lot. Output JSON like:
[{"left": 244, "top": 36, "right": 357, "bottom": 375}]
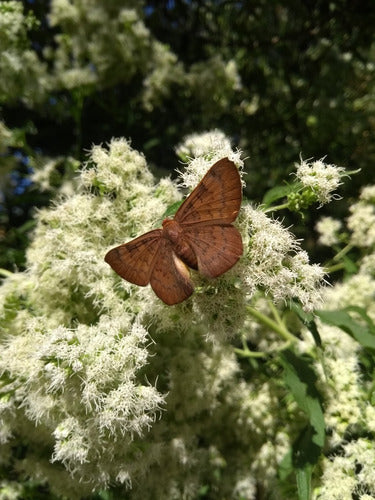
[{"left": 105, "top": 157, "right": 243, "bottom": 305}]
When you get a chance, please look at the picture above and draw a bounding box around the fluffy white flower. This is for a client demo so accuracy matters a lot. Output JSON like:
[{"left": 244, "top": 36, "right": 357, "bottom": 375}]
[
  {"left": 316, "top": 216, "right": 343, "bottom": 246},
  {"left": 348, "top": 186, "right": 375, "bottom": 248},
  {"left": 241, "top": 206, "right": 325, "bottom": 310},
  {"left": 177, "top": 131, "right": 243, "bottom": 190},
  {"left": 295, "top": 157, "right": 346, "bottom": 205},
  {"left": 176, "top": 129, "right": 233, "bottom": 160}
]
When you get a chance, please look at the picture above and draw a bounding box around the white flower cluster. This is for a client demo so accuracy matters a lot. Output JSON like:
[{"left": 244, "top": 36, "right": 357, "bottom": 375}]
[
  {"left": 295, "top": 157, "right": 346, "bottom": 205},
  {"left": 307, "top": 186, "right": 375, "bottom": 498},
  {"left": 142, "top": 41, "right": 185, "bottom": 111},
  {"left": 187, "top": 56, "right": 242, "bottom": 111},
  {"left": 1, "top": 1, "right": 242, "bottom": 118},
  {"left": 176, "top": 129, "right": 243, "bottom": 191},
  {"left": 0, "top": 132, "right": 349, "bottom": 498},
  {"left": 0, "top": 1, "right": 49, "bottom": 104},
  {"left": 348, "top": 185, "right": 375, "bottom": 248},
  {"left": 0, "top": 137, "right": 284, "bottom": 497},
  {"left": 176, "top": 129, "right": 233, "bottom": 161},
  {"left": 242, "top": 206, "right": 325, "bottom": 311},
  {"left": 315, "top": 216, "right": 342, "bottom": 246}
]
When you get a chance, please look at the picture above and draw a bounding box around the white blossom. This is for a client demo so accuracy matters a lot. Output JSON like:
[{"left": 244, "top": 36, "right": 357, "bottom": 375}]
[
  {"left": 295, "top": 157, "right": 346, "bottom": 205},
  {"left": 348, "top": 186, "right": 375, "bottom": 248},
  {"left": 316, "top": 216, "right": 343, "bottom": 246},
  {"left": 241, "top": 206, "right": 325, "bottom": 311}
]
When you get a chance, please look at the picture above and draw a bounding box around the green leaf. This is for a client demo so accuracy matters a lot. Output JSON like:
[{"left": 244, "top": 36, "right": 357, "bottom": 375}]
[
  {"left": 281, "top": 351, "right": 325, "bottom": 449},
  {"left": 316, "top": 308, "right": 375, "bottom": 350},
  {"left": 262, "top": 184, "right": 292, "bottom": 206},
  {"left": 342, "top": 255, "right": 358, "bottom": 274},
  {"left": 290, "top": 301, "right": 322, "bottom": 348},
  {"left": 162, "top": 200, "right": 183, "bottom": 219},
  {"left": 280, "top": 350, "right": 325, "bottom": 500},
  {"left": 262, "top": 181, "right": 302, "bottom": 207},
  {"left": 143, "top": 137, "right": 160, "bottom": 151},
  {"left": 295, "top": 465, "right": 313, "bottom": 500},
  {"left": 346, "top": 305, "right": 375, "bottom": 332},
  {"left": 278, "top": 447, "right": 293, "bottom": 481}
]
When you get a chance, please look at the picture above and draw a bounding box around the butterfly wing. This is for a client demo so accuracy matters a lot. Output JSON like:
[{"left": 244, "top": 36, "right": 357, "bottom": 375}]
[
  {"left": 150, "top": 238, "right": 194, "bottom": 305},
  {"left": 175, "top": 158, "right": 242, "bottom": 226},
  {"left": 105, "top": 229, "right": 162, "bottom": 286},
  {"left": 150, "top": 238, "right": 194, "bottom": 306},
  {"left": 183, "top": 224, "right": 243, "bottom": 278}
]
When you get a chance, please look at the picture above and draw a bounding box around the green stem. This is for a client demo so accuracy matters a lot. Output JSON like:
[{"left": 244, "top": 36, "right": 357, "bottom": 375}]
[
  {"left": 324, "top": 262, "right": 346, "bottom": 274},
  {"left": 234, "top": 346, "right": 266, "bottom": 358},
  {"left": 246, "top": 305, "right": 296, "bottom": 343},
  {"left": 268, "top": 299, "right": 283, "bottom": 324},
  {"left": 263, "top": 202, "right": 289, "bottom": 213},
  {"left": 332, "top": 243, "right": 353, "bottom": 262}
]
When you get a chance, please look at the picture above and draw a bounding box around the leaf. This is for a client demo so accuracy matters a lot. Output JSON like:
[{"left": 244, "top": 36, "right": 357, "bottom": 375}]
[
  {"left": 162, "top": 200, "right": 183, "bottom": 219},
  {"left": 295, "top": 465, "right": 313, "bottom": 500},
  {"left": 316, "top": 308, "right": 375, "bottom": 350},
  {"left": 281, "top": 351, "right": 325, "bottom": 449},
  {"left": 279, "top": 350, "right": 325, "bottom": 500},
  {"left": 346, "top": 305, "right": 375, "bottom": 332},
  {"left": 262, "top": 181, "right": 302, "bottom": 207},
  {"left": 290, "top": 301, "right": 322, "bottom": 348},
  {"left": 342, "top": 255, "right": 358, "bottom": 274}
]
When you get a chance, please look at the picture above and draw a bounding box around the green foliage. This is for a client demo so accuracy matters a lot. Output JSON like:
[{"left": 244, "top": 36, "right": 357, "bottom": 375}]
[
  {"left": 317, "top": 307, "right": 375, "bottom": 351},
  {"left": 280, "top": 350, "right": 325, "bottom": 500}
]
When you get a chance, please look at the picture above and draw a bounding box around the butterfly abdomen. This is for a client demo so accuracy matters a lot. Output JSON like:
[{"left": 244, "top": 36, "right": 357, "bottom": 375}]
[{"left": 162, "top": 218, "right": 198, "bottom": 270}]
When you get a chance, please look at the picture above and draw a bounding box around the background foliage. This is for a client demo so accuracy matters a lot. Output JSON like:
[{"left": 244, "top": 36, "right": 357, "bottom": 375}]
[{"left": 2, "top": 0, "right": 375, "bottom": 271}]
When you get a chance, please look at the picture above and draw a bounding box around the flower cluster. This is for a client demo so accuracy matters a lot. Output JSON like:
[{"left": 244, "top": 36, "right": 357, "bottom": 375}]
[
  {"left": 295, "top": 157, "right": 346, "bottom": 205},
  {"left": 347, "top": 185, "right": 375, "bottom": 248},
  {"left": 315, "top": 215, "right": 343, "bottom": 246},
  {"left": 0, "top": 132, "right": 350, "bottom": 498},
  {"left": 176, "top": 129, "right": 234, "bottom": 162},
  {"left": 0, "top": 1, "right": 49, "bottom": 104},
  {"left": 287, "top": 157, "right": 347, "bottom": 211},
  {"left": 241, "top": 207, "right": 325, "bottom": 311},
  {"left": 306, "top": 185, "right": 375, "bottom": 499}
]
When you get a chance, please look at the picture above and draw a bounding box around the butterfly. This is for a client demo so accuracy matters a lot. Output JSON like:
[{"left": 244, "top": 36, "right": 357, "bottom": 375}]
[{"left": 105, "top": 157, "right": 243, "bottom": 305}]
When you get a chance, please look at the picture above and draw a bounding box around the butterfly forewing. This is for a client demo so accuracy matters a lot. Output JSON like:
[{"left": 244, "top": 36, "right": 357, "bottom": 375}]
[
  {"left": 104, "top": 229, "right": 162, "bottom": 286},
  {"left": 150, "top": 239, "right": 194, "bottom": 305},
  {"left": 175, "top": 158, "right": 242, "bottom": 226},
  {"left": 183, "top": 224, "right": 243, "bottom": 278}
]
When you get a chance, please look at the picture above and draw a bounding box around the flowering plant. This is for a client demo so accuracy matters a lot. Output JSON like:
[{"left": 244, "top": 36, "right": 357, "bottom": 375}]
[{"left": 1, "top": 129, "right": 369, "bottom": 500}]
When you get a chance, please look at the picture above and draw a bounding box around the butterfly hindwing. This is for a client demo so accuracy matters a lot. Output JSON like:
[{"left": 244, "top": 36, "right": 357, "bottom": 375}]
[
  {"left": 150, "top": 239, "right": 194, "bottom": 305},
  {"left": 183, "top": 224, "right": 243, "bottom": 278}
]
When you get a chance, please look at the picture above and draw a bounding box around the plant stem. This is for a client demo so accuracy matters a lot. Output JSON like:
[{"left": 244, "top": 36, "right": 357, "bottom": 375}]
[
  {"left": 332, "top": 243, "right": 353, "bottom": 262},
  {"left": 263, "top": 202, "right": 289, "bottom": 213},
  {"left": 324, "top": 262, "right": 346, "bottom": 274},
  {"left": 246, "top": 305, "right": 296, "bottom": 343}
]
